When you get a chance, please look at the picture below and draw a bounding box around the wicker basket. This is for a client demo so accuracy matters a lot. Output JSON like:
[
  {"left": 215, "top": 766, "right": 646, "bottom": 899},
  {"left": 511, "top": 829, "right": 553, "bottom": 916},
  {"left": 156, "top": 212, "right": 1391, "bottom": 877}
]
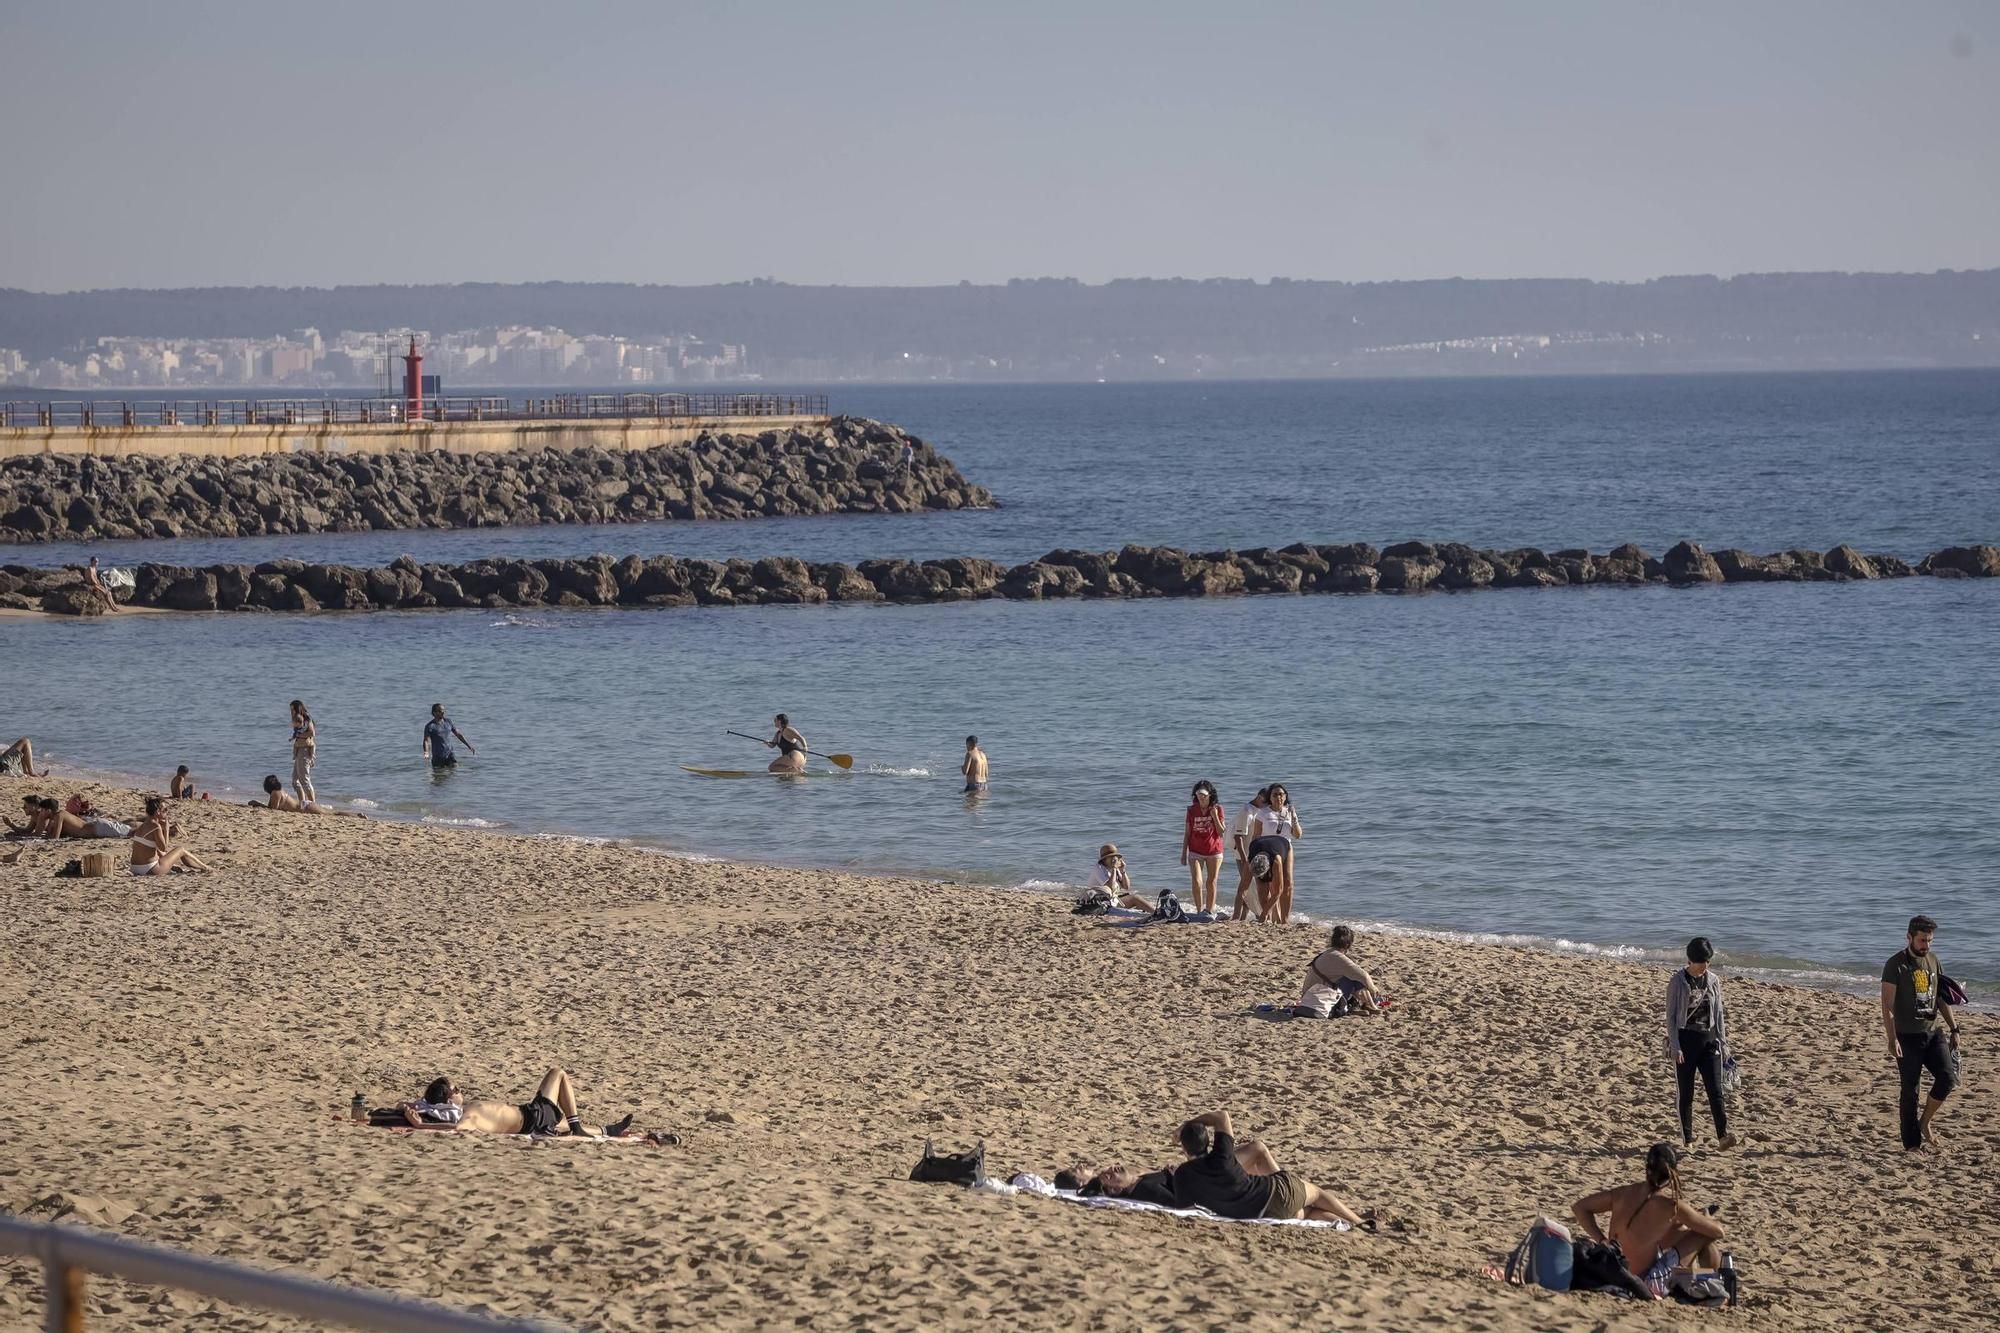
[{"left": 80, "top": 851, "right": 113, "bottom": 878}]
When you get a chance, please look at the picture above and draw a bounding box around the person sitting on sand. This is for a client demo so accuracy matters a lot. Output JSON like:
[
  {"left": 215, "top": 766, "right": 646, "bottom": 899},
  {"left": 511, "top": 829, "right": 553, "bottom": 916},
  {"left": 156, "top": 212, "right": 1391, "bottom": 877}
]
[
  {"left": 256, "top": 774, "right": 363, "bottom": 816},
  {"left": 1570, "top": 1143, "right": 1725, "bottom": 1298},
  {"left": 1, "top": 736, "right": 42, "bottom": 778},
  {"left": 170, "top": 765, "right": 194, "bottom": 799},
  {"left": 1091, "top": 844, "right": 1153, "bottom": 911},
  {"left": 1172, "top": 1110, "right": 1366, "bottom": 1226},
  {"left": 397, "top": 1067, "right": 634, "bottom": 1139},
  {"left": 1296, "top": 925, "right": 1386, "bottom": 1018},
  {"left": 129, "top": 795, "right": 213, "bottom": 876}
]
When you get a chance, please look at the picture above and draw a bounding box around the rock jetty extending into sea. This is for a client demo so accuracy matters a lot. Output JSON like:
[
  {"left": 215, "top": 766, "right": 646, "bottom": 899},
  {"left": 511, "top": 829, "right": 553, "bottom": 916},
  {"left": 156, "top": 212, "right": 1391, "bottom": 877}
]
[
  {"left": 0, "top": 418, "right": 990, "bottom": 543},
  {"left": 7, "top": 540, "right": 1996, "bottom": 616}
]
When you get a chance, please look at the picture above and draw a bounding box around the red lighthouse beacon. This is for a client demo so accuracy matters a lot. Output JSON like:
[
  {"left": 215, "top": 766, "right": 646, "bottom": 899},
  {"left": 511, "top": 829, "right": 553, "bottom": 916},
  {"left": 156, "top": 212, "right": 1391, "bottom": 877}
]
[{"left": 401, "top": 336, "right": 424, "bottom": 423}]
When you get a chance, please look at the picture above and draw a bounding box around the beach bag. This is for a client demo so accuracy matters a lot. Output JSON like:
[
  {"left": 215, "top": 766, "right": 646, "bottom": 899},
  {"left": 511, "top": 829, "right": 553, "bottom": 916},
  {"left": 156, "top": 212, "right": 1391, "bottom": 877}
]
[
  {"left": 79, "top": 852, "right": 112, "bottom": 879},
  {"left": 1071, "top": 889, "right": 1112, "bottom": 916},
  {"left": 1151, "top": 890, "right": 1188, "bottom": 923},
  {"left": 1721, "top": 1055, "right": 1742, "bottom": 1097},
  {"left": 1502, "top": 1216, "right": 1574, "bottom": 1290},
  {"left": 908, "top": 1138, "right": 985, "bottom": 1187}
]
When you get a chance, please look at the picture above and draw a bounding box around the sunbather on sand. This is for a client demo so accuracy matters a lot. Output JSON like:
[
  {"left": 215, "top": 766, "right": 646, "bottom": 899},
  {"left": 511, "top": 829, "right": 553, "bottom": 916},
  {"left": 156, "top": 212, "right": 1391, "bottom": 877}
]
[
  {"left": 256, "top": 775, "right": 363, "bottom": 816},
  {"left": 397, "top": 1067, "right": 635, "bottom": 1138},
  {"left": 1172, "top": 1111, "right": 1366, "bottom": 1226},
  {"left": 1295, "top": 925, "right": 1387, "bottom": 1017},
  {"left": 15, "top": 797, "right": 122, "bottom": 839},
  {"left": 130, "top": 795, "right": 213, "bottom": 876},
  {"left": 1056, "top": 1163, "right": 1179, "bottom": 1206},
  {"left": 4, "top": 795, "right": 45, "bottom": 837},
  {"left": 1, "top": 736, "right": 41, "bottom": 777},
  {"left": 1570, "top": 1143, "right": 1725, "bottom": 1297},
  {"left": 1091, "top": 844, "right": 1153, "bottom": 911}
]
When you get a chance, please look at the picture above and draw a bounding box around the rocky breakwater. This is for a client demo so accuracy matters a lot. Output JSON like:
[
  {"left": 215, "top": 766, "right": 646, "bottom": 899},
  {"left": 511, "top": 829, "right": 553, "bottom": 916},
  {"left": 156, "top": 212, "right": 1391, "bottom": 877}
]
[
  {"left": 0, "top": 418, "right": 991, "bottom": 543},
  {"left": 7, "top": 540, "right": 1996, "bottom": 617}
]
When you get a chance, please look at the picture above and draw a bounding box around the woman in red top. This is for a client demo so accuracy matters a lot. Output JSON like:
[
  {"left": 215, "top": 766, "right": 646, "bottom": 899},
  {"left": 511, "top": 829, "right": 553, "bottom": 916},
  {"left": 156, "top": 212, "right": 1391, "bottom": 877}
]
[{"left": 1181, "top": 779, "right": 1227, "bottom": 914}]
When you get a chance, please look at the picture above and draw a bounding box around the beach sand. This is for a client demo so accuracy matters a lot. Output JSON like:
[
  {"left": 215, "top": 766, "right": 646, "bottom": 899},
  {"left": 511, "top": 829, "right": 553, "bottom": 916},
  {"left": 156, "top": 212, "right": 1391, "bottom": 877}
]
[{"left": 2, "top": 775, "right": 1992, "bottom": 1330}]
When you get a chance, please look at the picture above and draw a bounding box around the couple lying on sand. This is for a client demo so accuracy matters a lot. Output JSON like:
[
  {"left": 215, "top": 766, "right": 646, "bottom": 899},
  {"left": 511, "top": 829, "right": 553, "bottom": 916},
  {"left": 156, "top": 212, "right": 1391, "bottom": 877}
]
[
  {"left": 389, "top": 1066, "right": 637, "bottom": 1140},
  {"left": 1059, "top": 1110, "right": 1369, "bottom": 1228},
  {"left": 5, "top": 794, "right": 129, "bottom": 841}
]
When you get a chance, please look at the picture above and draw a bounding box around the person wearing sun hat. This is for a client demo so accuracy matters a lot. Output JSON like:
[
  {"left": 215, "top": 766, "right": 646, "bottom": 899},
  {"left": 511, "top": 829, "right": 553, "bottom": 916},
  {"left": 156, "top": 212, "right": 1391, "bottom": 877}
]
[{"left": 1089, "top": 843, "right": 1151, "bottom": 911}]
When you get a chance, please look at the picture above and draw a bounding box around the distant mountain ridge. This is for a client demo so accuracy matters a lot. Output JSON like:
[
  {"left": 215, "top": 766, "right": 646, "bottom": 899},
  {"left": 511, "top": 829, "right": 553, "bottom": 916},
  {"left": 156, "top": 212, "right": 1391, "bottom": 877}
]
[{"left": 3, "top": 271, "right": 1996, "bottom": 379}]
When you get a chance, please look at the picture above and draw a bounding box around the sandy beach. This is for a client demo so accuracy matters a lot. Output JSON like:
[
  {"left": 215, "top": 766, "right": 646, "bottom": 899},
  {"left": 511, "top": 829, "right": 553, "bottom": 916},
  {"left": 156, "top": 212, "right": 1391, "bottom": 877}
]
[{"left": 1, "top": 774, "right": 1992, "bottom": 1331}]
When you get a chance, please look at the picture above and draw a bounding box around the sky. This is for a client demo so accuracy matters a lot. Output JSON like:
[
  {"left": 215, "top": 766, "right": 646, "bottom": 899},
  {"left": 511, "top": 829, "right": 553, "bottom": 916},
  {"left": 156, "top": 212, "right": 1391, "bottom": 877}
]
[{"left": 1, "top": 0, "right": 1995, "bottom": 292}]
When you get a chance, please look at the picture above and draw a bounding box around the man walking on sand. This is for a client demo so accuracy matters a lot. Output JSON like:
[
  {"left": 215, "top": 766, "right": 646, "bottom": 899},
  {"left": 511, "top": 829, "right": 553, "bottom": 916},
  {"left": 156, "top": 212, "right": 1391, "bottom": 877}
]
[
  {"left": 1882, "top": 914, "right": 1961, "bottom": 1150},
  {"left": 961, "top": 735, "right": 988, "bottom": 794}
]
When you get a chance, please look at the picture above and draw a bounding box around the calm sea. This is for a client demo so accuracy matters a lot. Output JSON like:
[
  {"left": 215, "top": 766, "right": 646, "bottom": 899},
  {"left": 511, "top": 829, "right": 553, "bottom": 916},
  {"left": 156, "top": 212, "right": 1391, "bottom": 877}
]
[{"left": 8, "top": 373, "right": 1998, "bottom": 988}]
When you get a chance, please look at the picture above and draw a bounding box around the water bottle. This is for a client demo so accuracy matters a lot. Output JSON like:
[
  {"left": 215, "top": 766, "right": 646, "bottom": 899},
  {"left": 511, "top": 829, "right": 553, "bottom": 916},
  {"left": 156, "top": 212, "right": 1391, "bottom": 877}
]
[
  {"left": 1719, "top": 1251, "right": 1739, "bottom": 1307},
  {"left": 350, "top": 1091, "right": 366, "bottom": 1122}
]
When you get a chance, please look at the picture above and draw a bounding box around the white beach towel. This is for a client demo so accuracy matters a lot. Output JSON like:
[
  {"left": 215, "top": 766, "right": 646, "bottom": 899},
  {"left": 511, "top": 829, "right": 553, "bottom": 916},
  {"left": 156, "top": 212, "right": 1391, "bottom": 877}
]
[{"left": 982, "top": 1173, "right": 1350, "bottom": 1231}]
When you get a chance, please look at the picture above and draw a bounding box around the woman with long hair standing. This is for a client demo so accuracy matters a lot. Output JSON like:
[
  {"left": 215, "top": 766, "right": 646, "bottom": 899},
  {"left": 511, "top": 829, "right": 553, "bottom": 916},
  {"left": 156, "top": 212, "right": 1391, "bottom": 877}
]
[
  {"left": 1249, "top": 783, "right": 1304, "bottom": 922},
  {"left": 1181, "top": 780, "right": 1226, "bottom": 915},
  {"left": 288, "top": 700, "right": 317, "bottom": 804}
]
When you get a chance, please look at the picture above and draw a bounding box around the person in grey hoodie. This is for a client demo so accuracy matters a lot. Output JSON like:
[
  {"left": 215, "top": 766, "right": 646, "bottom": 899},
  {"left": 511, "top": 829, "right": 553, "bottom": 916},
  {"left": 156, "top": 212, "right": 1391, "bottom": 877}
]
[{"left": 1666, "top": 937, "right": 1737, "bottom": 1150}]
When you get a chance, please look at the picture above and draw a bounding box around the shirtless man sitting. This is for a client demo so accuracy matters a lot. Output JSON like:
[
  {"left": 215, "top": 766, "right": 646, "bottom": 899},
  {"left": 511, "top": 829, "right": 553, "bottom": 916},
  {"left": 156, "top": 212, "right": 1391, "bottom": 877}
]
[
  {"left": 396, "top": 1067, "right": 634, "bottom": 1139},
  {"left": 256, "top": 775, "right": 363, "bottom": 816},
  {"left": 1571, "top": 1143, "right": 1726, "bottom": 1297},
  {"left": 1, "top": 736, "right": 42, "bottom": 778}
]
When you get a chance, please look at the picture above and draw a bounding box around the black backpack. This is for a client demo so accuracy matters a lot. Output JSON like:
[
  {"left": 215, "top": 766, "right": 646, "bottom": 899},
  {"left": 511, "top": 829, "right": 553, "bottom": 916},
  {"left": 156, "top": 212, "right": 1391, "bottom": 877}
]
[
  {"left": 1152, "top": 890, "right": 1188, "bottom": 923},
  {"left": 908, "top": 1138, "right": 985, "bottom": 1186},
  {"left": 1072, "top": 889, "right": 1113, "bottom": 916}
]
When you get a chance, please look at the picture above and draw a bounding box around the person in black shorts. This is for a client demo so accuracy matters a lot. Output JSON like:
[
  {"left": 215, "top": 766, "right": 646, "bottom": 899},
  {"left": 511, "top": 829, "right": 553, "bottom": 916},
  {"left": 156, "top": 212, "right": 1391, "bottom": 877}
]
[
  {"left": 1171, "top": 1110, "right": 1366, "bottom": 1224},
  {"left": 422, "top": 704, "right": 476, "bottom": 768},
  {"left": 396, "top": 1066, "right": 634, "bottom": 1138}
]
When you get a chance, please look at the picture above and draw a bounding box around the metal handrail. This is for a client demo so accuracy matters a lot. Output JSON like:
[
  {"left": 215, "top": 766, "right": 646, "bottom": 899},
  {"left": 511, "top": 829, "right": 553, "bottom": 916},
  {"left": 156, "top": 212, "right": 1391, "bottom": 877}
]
[
  {"left": 0, "top": 1215, "right": 564, "bottom": 1333},
  {"left": 0, "top": 395, "right": 832, "bottom": 429}
]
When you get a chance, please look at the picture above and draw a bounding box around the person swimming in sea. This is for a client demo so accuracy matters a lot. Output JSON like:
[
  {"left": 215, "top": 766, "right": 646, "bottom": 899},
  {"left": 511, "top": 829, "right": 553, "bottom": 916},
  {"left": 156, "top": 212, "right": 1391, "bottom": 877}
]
[{"left": 766, "top": 714, "right": 807, "bottom": 773}]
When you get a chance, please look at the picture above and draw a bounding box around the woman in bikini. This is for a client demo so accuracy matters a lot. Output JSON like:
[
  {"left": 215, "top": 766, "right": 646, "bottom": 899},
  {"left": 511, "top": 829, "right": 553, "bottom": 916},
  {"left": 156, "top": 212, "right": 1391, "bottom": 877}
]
[
  {"left": 288, "top": 700, "right": 317, "bottom": 803},
  {"left": 129, "top": 795, "right": 213, "bottom": 876},
  {"left": 766, "top": 713, "right": 807, "bottom": 773},
  {"left": 1180, "top": 780, "right": 1226, "bottom": 914}
]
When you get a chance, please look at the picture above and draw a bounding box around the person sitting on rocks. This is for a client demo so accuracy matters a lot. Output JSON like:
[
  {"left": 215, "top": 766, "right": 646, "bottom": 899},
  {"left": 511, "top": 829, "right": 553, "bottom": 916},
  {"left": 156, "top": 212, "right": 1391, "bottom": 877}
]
[
  {"left": 256, "top": 774, "right": 363, "bottom": 816},
  {"left": 1, "top": 736, "right": 42, "bottom": 778},
  {"left": 83, "top": 557, "right": 121, "bottom": 614},
  {"left": 1570, "top": 1143, "right": 1726, "bottom": 1298},
  {"left": 1172, "top": 1110, "right": 1366, "bottom": 1226},
  {"left": 396, "top": 1067, "right": 634, "bottom": 1139},
  {"left": 1295, "top": 925, "right": 1387, "bottom": 1018}
]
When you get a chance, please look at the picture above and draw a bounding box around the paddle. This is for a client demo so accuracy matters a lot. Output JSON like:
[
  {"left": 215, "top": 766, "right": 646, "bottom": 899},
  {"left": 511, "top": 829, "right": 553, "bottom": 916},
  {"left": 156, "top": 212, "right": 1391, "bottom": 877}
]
[{"left": 726, "top": 729, "right": 854, "bottom": 770}]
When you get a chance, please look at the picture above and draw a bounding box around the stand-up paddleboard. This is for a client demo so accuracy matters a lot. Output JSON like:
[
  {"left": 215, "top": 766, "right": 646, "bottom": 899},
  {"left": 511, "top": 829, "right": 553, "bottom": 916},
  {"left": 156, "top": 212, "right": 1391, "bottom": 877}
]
[{"left": 680, "top": 765, "right": 846, "bottom": 779}]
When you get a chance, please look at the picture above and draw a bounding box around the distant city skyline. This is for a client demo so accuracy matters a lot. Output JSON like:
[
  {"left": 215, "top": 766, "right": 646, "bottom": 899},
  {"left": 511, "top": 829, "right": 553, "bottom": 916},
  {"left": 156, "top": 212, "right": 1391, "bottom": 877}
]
[{"left": 1, "top": 1, "right": 1995, "bottom": 292}]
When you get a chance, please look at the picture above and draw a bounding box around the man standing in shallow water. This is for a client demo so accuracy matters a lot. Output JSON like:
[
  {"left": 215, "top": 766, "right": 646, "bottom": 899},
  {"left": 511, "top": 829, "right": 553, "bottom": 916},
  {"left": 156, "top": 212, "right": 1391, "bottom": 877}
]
[
  {"left": 961, "top": 735, "right": 988, "bottom": 794},
  {"left": 1882, "top": 913, "right": 1960, "bottom": 1151},
  {"left": 422, "top": 703, "right": 476, "bottom": 768}
]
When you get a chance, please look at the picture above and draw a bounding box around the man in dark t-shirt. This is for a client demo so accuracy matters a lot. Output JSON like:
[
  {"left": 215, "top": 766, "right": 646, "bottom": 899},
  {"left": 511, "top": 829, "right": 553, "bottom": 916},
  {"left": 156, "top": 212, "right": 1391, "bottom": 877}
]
[
  {"left": 1880, "top": 914, "right": 1960, "bottom": 1150},
  {"left": 422, "top": 703, "right": 476, "bottom": 768},
  {"left": 1170, "top": 1110, "right": 1366, "bottom": 1225}
]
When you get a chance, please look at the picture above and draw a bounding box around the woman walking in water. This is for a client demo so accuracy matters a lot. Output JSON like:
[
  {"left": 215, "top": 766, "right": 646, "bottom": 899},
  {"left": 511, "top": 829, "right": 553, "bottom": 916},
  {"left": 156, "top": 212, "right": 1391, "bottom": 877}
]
[
  {"left": 765, "top": 714, "right": 807, "bottom": 773},
  {"left": 1181, "top": 780, "right": 1226, "bottom": 915},
  {"left": 288, "top": 700, "right": 317, "bottom": 804},
  {"left": 1666, "top": 937, "right": 1738, "bottom": 1150}
]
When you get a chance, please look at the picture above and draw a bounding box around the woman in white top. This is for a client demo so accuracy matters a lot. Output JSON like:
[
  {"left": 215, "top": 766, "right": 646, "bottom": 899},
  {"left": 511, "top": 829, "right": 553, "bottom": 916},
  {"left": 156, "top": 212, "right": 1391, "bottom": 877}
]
[
  {"left": 1248, "top": 783, "right": 1304, "bottom": 923},
  {"left": 129, "top": 795, "right": 213, "bottom": 876},
  {"left": 1090, "top": 843, "right": 1153, "bottom": 911}
]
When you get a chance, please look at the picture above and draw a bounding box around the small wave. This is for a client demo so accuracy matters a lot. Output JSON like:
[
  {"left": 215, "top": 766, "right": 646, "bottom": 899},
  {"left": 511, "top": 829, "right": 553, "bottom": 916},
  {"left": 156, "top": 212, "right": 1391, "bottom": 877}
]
[
  {"left": 1012, "top": 878, "right": 1073, "bottom": 892},
  {"left": 865, "top": 765, "right": 934, "bottom": 778},
  {"left": 529, "top": 832, "right": 612, "bottom": 847},
  {"left": 346, "top": 798, "right": 380, "bottom": 809},
  {"left": 420, "top": 814, "right": 499, "bottom": 828},
  {"left": 489, "top": 614, "right": 554, "bottom": 629}
]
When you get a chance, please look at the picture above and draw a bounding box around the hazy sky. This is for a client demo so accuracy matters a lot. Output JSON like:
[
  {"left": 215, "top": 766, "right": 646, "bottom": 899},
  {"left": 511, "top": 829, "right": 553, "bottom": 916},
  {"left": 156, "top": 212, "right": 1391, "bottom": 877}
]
[{"left": 2, "top": 1, "right": 1995, "bottom": 291}]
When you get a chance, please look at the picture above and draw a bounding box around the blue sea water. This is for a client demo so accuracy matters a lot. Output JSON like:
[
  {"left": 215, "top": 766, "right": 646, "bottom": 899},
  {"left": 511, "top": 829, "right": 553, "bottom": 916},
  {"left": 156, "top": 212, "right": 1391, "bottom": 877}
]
[{"left": 7, "top": 372, "right": 1998, "bottom": 986}]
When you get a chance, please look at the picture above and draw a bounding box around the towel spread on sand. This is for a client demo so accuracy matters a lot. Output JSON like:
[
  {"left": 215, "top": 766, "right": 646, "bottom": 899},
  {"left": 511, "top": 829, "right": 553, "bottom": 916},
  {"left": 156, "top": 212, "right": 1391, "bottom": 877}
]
[{"left": 985, "top": 1174, "right": 1351, "bottom": 1231}]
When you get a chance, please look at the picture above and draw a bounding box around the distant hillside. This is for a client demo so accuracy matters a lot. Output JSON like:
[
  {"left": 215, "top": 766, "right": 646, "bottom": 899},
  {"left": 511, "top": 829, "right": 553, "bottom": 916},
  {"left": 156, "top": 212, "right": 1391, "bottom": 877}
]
[{"left": 3, "top": 271, "right": 1997, "bottom": 379}]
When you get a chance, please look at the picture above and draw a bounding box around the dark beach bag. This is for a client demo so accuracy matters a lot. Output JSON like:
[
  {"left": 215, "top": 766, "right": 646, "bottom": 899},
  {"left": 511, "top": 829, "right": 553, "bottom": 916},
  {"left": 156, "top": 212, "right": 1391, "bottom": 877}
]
[
  {"left": 1071, "top": 889, "right": 1112, "bottom": 916},
  {"left": 1502, "top": 1216, "right": 1574, "bottom": 1291},
  {"left": 908, "top": 1138, "right": 985, "bottom": 1187}
]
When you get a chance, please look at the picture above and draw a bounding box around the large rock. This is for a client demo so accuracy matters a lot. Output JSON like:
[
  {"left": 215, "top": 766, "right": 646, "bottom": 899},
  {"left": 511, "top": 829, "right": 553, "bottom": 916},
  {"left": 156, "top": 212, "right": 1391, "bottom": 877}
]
[
  {"left": 1662, "top": 541, "right": 1723, "bottom": 585},
  {"left": 1377, "top": 555, "right": 1443, "bottom": 592},
  {"left": 1919, "top": 545, "right": 2000, "bottom": 578},
  {"left": 39, "top": 587, "right": 104, "bottom": 616},
  {"left": 160, "top": 573, "right": 220, "bottom": 611},
  {"left": 1822, "top": 545, "right": 1879, "bottom": 580}
]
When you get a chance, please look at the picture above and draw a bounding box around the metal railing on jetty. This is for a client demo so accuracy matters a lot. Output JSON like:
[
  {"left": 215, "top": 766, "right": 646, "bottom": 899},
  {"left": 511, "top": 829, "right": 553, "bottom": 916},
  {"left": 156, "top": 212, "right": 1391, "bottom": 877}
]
[
  {"left": 0, "top": 393, "right": 830, "bottom": 430},
  {"left": 0, "top": 1214, "right": 562, "bottom": 1332}
]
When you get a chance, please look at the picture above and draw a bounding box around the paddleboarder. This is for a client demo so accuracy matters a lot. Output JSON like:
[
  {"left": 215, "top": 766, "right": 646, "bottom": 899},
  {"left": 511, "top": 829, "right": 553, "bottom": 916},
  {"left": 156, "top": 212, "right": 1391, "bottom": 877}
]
[{"left": 766, "top": 714, "right": 808, "bottom": 773}]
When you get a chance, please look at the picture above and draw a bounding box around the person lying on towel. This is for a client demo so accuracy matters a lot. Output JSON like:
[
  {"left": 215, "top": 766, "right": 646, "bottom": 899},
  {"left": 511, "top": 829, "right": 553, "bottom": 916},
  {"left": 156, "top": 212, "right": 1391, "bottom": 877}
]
[
  {"left": 1172, "top": 1111, "right": 1367, "bottom": 1226},
  {"left": 390, "top": 1067, "right": 634, "bottom": 1138}
]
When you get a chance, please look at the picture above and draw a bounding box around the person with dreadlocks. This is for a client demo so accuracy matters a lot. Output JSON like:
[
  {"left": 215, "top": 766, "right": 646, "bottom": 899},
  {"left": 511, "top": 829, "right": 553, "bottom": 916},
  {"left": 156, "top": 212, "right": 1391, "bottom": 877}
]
[{"left": 1570, "top": 1144, "right": 1727, "bottom": 1299}]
